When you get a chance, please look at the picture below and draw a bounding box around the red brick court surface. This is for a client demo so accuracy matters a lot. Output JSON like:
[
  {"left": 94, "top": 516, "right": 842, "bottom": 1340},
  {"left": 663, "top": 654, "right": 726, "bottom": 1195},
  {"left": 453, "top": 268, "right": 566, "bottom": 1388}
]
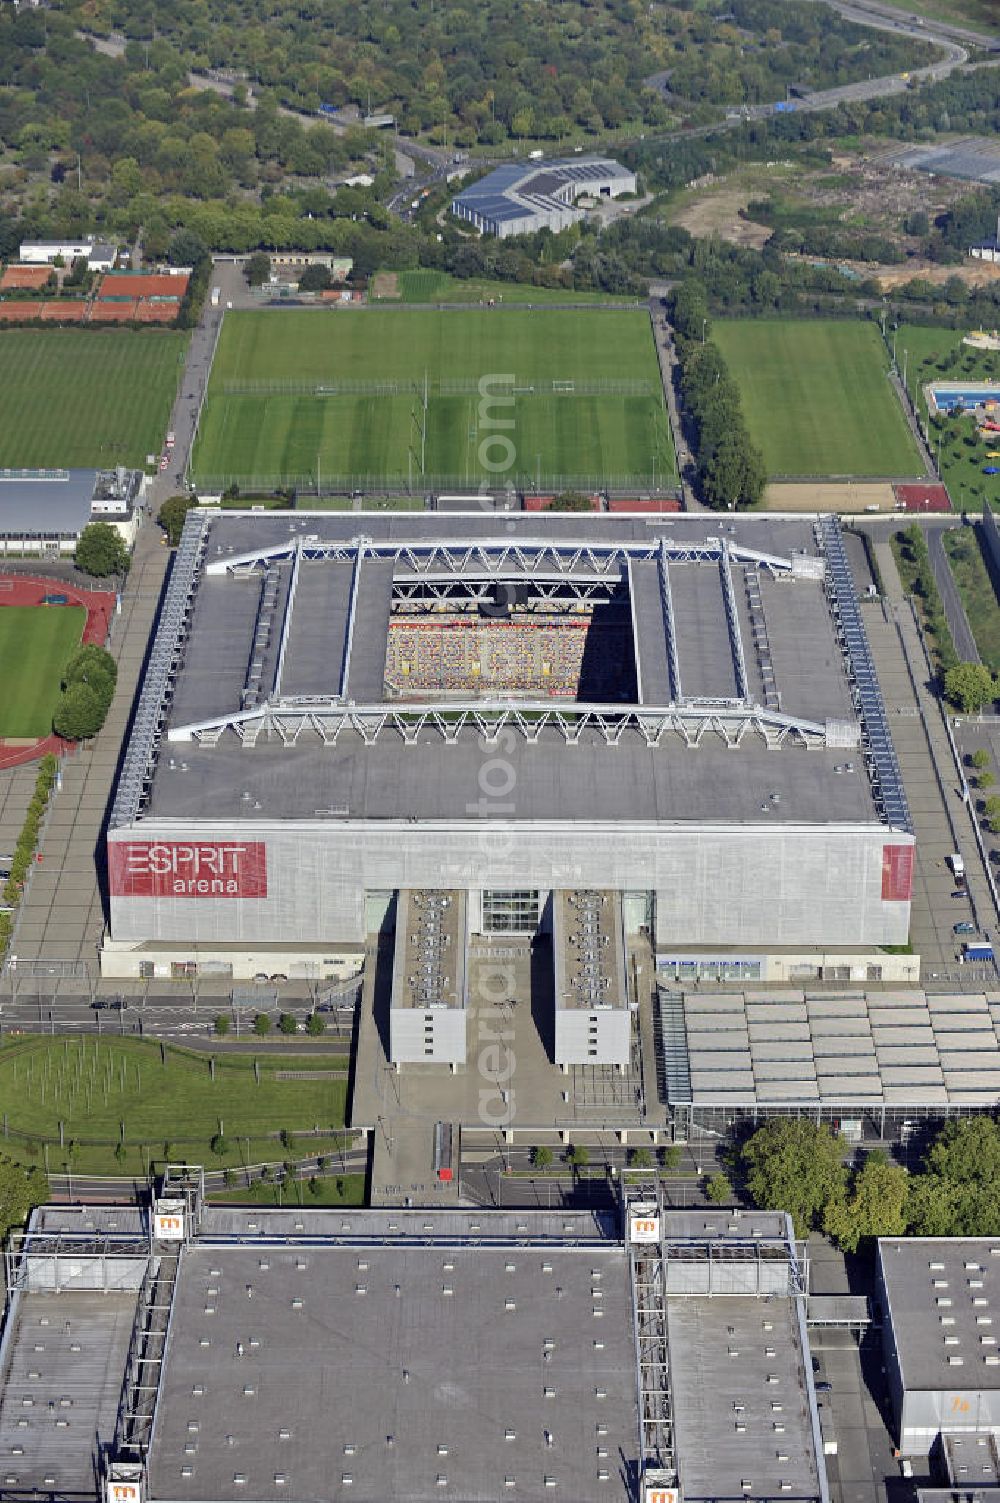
[
  {"left": 0, "top": 575, "right": 117, "bottom": 769},
  {"left": 894, "top": 482, "right": 952, "bottom": 514}
]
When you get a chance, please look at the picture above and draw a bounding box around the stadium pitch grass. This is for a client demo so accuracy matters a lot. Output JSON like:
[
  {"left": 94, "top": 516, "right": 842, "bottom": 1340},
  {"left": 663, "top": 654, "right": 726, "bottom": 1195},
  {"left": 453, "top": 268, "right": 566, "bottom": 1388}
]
[
  {"left": 0, "top": 329, "right": 187, "bottom": 469},
  {"left": 0, "top": 606, "right": 85, "bottom": 738},
  {"left": 712, "top": 319, "right": 924, "bottom": 479},
  {"left": 0, "top": 1037, "right": 349, "bottom": 1176},
  {"left": 193, "top": 308, "right": 675, "bottom": 490}
]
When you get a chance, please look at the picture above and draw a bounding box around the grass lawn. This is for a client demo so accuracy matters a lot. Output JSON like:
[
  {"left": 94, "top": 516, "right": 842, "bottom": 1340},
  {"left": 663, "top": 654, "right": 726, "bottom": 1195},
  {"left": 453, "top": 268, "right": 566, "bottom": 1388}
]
[
  {"left": 712, "top": 318, "right": 923, "bottom": 478},
  {"left": 900, "top": 323, "right": 1000, "bottom": 513},
  {"left": 0, "top": 1037, "right": 348, "bottom": 1175},
  {"left": 386, "top": 269, "right": 636, "bottom": 306},
  {"left": 0, "top": 606, "right": 85, "bottom": 737},
  {"left": 210, "top": 1172, "right": 366, "bottom": 1207},
  {"left": 0, "top": 329, "right": 187, "bottom": 468},
  {"left": 944, "top": 525, "right": 1000, "bottom": 672},
  {"left": 194, "top": 307, "right": 674, "bottom": 492}
]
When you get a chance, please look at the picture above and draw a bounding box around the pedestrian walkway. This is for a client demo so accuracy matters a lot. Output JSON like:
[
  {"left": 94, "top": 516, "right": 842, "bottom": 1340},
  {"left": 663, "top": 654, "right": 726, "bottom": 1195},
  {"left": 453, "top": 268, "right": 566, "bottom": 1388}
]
[
  {"left": 7, "top": 526, "right": 168, "bottom": 969},
  {"left": 867, "top": 539, "right": 997, "bottom": 974}
]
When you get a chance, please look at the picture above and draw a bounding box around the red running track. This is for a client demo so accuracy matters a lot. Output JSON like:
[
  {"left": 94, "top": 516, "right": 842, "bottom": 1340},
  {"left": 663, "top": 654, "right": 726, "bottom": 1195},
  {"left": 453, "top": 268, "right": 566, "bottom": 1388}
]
[{"left": 0, "top": 574, "right": 117, "bottom": 769}]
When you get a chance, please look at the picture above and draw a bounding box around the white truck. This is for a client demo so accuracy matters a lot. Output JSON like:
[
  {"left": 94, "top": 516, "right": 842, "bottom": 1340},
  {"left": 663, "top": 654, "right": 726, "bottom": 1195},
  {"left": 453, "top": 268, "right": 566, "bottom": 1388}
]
[
  {"left": 949, "top": 852, "right": 966, "bottom": 890},
  {"left": 210, "top": 286, "right": 221, "bottom": 307}
]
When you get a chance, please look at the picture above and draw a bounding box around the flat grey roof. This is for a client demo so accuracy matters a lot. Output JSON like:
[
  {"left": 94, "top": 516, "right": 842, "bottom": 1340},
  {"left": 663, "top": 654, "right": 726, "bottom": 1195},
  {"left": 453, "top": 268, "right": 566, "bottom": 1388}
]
[
  {"left": 147, "top": 1240, "right": 637, "bottom": 1503},
  {"left": 0, "top": 469, "right": 96, "bottom": 536},
  {"left": 145, "top": 728, "right": 877, "bottom": 824},
  {"left": 0, "top": 1289, "right": 138, "bottom": 1496},
  {"left": 390, "top": 888, "right": 466, "bottom": 1010},
  {"left": 879, "top": 1237, "right": 1000, "bottom": 1393},
  {"left": 668, "top": 1295, "right": 822, "bottom": 1502},
  {"left": 130, "top": 511, "right": 889, "bottom": 829},
  {"left": 671, "top": 989, "right": 1000, "bottom": 1109},
  {"left": 553, "top": 889, "right": 628, "bottom": 1012}
]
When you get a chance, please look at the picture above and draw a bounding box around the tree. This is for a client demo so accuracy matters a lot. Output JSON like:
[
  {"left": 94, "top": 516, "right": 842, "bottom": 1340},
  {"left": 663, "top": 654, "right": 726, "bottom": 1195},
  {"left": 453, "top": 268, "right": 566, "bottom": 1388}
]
[
  {"left": 706, "top": 1171, "right": 732, "bottom": 1204},
  {"left": 822, "top": 1150, "right": 909, "bottom": 1254},
  {"left": 0, "top": 1154, "right": 48, "bottom": 1239},
  {"left": 305, "top": 1011, "right": 325, "bottom": 1036},
  {"left": 978, "top": 771, "right": 996, "bottom": 790},
  {"left": 63, "top": 645, "right": 116, "bottom": 709},
  {"left": 74, "top": 522, "right": 128, "bottom": 578},
  {"left": 214, "top": 1014, "right": 230, "bottom": 1036},
  {"left": 566, "top": 1143, "right": 589, "bottom": 1169},
  {"left": 245, "top": 252, "right": 272, "bottom": 286},
  {"left": 628, "top": 1147, "right": 652, "bottom": 1169},
  {"left": 531, "top": 1144, "right": 553, "bottom": 1169},
  {"left": 52, "top": 682, "right": 106, "bottom": 740},
  {"left": 278, "top": 1012, "right": 298, "bottom": 1035},
  {"left": 659, "top": 1144, "right": 682, "bottom": 1171},
  {"left": 210, "top": 1132, "right": 228, "bottom": 1157},
  {"left": 169, "top": 229, "right": 209, "bottom": 269},
  {"left": 253, "top": 1012, "right": 271, "bottom": 1035},
  {"left": 158, "top": 494, "right": 198, "bottom": 546},
  {"left": 298, "top": 262, "right": 331, "bottom": 291},
  {"left": 944, "top": 662, "right": 996, "bottom": 713},
  {"left": 741, "top": 1119, "right": 847, "bottom": 1238},
  {"left": 971, "top": 748, "right": 991, "bottom": 770},
  {"left": 908, "top": 1118, "right": 1000, "bottom": 1236}
]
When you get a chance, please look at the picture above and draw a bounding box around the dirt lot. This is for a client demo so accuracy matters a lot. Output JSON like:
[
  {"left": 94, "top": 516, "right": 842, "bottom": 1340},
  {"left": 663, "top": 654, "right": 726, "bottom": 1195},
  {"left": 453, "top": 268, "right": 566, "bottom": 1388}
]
[
  {"left": 763, "top": 480, "right": 898, "bottom": 513},
  {"left": 671, "top": 182, "right": 774, "bottom": 248},
  {"left": 667, "top": 149, "right": 974, "bottom": 255},
  {"left": 370, "top": 271, "right": 400, "bottom": 299},
  {"left": 875, "top": 260, "right": 1000, "bottom": 290}
]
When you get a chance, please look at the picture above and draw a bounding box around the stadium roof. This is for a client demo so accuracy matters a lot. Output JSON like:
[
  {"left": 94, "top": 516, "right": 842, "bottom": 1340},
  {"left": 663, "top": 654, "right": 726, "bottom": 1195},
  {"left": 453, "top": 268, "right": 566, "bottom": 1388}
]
[
  {"left": 662, "top": 988, "right": 1000, "bottom": 1109},
  {"left": 0, "top": 468, "right": 97, "bottom": 536},
  {"left": 878, "top": 1237, "right": 1000, "bottom": 1392},
  {"left": 452, "top": 156, "right": 634, "bottom": 226},
  {"left": 111, "top": 511, "right": 904, "bottom": 832}
]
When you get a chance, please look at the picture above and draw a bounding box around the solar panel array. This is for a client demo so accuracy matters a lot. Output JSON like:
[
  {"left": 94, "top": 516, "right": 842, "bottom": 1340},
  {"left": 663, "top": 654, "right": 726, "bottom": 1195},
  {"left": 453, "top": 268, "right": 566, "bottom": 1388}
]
[{"left": 680, "top": 990, "right": 1000, "bottom": 1107}]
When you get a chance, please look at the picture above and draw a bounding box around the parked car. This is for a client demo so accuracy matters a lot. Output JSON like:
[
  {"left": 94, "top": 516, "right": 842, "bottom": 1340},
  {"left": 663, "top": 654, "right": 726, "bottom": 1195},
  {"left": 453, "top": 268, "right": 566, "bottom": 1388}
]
[{"left": 954, "top": 921, "right": 976, "bottom": 935}]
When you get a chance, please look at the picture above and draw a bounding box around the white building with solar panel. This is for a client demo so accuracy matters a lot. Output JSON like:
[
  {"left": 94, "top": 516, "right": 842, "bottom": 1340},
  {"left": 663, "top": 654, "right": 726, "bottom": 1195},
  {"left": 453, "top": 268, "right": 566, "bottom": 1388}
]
[
  {"left": 101, "top": 510, "right": 914, "bottom": 991},
  {"left": 451, "top": 156, "right": 637, "bottom": 238}
]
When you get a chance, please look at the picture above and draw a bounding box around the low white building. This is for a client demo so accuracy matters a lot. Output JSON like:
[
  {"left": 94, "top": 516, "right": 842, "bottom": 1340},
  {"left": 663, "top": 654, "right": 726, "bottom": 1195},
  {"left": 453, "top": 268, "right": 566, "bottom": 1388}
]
[{"left": 19, "top": 240, "right": 118, "bottom": 270}]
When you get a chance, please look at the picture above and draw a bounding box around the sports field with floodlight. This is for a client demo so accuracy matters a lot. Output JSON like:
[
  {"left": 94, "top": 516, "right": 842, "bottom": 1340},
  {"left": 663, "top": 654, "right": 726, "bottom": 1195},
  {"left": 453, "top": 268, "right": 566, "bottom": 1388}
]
[
  {"left": 712, "top": 318, "right": 924, "bottom": 479},
  {"left": 192, "top": 308, "right": 675, "bottom": 492}
]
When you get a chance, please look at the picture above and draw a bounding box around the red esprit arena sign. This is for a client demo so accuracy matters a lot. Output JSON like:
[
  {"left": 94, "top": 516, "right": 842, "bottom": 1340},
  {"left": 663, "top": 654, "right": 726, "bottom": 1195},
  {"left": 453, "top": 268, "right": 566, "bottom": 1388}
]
[
  {"left": 881, "top": 844, "right": 914, "bottom": 902},
  {"left": 109, "top": 842, "right": 268, "bottom": 898}
]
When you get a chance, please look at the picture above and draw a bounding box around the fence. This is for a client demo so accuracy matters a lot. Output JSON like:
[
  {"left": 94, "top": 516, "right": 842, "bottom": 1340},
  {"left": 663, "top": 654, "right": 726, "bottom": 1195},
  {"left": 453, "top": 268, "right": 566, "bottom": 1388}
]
[
  {"left": 220, "top": 377, "right": 657, "bottom": 398},
  {"left": 192, "top": 470, "right": 682, "bottom": 498}
]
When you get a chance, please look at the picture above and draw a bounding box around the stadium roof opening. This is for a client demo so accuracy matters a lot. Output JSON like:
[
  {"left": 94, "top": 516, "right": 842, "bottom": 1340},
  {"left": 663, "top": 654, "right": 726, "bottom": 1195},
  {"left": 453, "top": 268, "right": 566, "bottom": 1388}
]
[{"left": 103, "top": 511, "right": 913, "bottom": 963}]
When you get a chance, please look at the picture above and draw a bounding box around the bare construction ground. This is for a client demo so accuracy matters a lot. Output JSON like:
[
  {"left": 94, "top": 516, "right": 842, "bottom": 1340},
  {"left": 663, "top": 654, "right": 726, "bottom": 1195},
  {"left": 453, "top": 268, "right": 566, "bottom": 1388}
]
[{"left": 763, "top": 481, "right": 898, "bottom": 514}]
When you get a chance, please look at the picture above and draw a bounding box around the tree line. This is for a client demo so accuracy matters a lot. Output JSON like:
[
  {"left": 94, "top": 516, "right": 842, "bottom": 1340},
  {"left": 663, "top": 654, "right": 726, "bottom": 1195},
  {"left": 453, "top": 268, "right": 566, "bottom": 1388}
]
[
  {"left": 735, "top": 1115, "right": 1000, "bottom": 1252},
  {"left": 670, "top": 280, "right": 767, "bottom": 510}
]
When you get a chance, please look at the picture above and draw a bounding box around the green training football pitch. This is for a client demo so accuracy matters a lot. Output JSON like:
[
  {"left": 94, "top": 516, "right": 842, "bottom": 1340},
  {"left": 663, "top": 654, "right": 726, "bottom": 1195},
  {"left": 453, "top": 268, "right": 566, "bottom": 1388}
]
[
  {"left": 0, "top": 330, "right": 187, "bottom": 469},
  {"left": 712, "top": 319, "right": 923, "bottom": 479},
  {"left": 0, "top": 606, "right": 85, "bottom": 738},
  {"left": 193, "top": 308, "right": 675, "bottom": 491}
]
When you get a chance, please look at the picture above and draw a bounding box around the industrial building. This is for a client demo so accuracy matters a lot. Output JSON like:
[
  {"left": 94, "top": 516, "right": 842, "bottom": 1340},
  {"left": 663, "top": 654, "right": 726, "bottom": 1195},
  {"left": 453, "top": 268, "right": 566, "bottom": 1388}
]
[
  {"left": 451, "top": 157, "right": 637, "bottom": 238},
  {"left": 0, "top": 1183, "right": 829, "bottom": 1503},
  {"left": 659, "top": 987, "right": 1000, "bottom": 1145},
  {"left": 878, "top": 1236, "right": 1000, "bottom": 1456},
  {"left": 0, "top": 467, "right": 143, "bottom": 557},
  {"left": 101, "top": 510, "right": 914, "bottom": 985}
]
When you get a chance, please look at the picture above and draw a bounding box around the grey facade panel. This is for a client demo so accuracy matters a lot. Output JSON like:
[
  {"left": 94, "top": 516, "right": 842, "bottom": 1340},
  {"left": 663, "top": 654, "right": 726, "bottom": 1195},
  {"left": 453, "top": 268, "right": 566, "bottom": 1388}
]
[{"left": 108, "top": 822, "right": 910, "bottom": 948}]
